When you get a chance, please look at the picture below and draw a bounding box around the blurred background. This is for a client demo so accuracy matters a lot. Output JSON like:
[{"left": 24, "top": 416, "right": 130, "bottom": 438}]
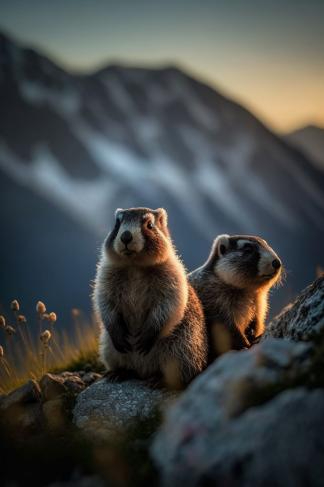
[{"left": 0, "top": 0, "right": 323, "bottom": 324}]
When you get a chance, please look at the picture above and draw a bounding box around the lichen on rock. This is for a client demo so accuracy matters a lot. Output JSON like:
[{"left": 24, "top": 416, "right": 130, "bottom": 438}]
[
  {"left": 73, "top": 379, "right": 178, "bottom": 439},
  {"left": 263, "top": 276, "right": 324, "bottom": 341}
]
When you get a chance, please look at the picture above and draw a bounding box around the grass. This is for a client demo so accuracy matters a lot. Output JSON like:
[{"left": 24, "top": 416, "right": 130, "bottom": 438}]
[
  {"left": 0, "top": 299, "right": 160, "bottom": 487},
  {"left": 0, "top": 300, "right": 102, "bottom": 395}
]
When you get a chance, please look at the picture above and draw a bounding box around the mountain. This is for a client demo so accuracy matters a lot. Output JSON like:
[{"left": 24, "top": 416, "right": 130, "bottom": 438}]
[
  {"left": 284, "top": 125, "right": 324, "bottom": 169},
  {"left": 1, "top": 31, "right": 324, "bottom": 323},
  {"left": 0, "top": 169, "right": 99, "bottom": 322}
]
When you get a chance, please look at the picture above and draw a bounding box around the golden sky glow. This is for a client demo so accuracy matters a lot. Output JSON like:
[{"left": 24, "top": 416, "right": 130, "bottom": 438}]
[{"left": 1, "top": 0, "right": 323, "bottom": 132}]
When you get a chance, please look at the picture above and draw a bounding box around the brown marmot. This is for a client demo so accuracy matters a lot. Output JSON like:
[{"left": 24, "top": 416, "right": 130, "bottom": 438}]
[
  {"left": 189, "top": 234, "right": 283, "bottom": 360},
  {"left": 93, "top": 207, "right": 207, "bottom": 389}
]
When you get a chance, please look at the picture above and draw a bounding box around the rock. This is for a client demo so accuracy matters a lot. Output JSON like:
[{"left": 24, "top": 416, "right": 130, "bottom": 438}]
[
  {"left": 40, "top": 373, "right": 68, "bottom": 401},
  {"left": 12, "top": 403, "right": 43, "bottom": 432},
  {"left": 64, "top": 376, "right": 86, "bottom": 395},
  {"left": 43, "top": 397, "right": 68, "bottom": 431},
  {"left": 73, "top": 379, "right": 177, "bottom": 439},
  {"left": 263, "top": 276, "right": 324, "bottom": 341},
  {"left": 40, "top": 372, "right": 86, "bottom": 401},
  {"left": 60, "top": 371, "right": 83, "bottom": 379},
  {"left": 0, "top": 380, "right": 43, "bottom": 435},
  {"left": 82, "top": 372, "right": 103, "bottom": 386},
  {"left": 0, "top": 379, "right": 41, "bottom": 411},
  {"left": 155, "top": 388, "right": 324, "bottom": 487},
  {"left": 0, "top": 400, "right": 44, "bottom": 435},
  {"left": 47, "top": 474, "right": 105, "bottom": 487},
  {"left": 59, "top": 371, "right": 87, "bottom": 393},
  {"left": 151, "top": 338, "right": 322, "bottom": 486}
]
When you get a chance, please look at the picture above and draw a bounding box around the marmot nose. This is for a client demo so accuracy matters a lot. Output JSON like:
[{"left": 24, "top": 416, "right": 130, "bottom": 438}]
[
  {"left": 120, "top": 230, "right": 133, "bottom": 245},
  {"left": 272, "top": 258, "right": 281, "bottom": 270}
]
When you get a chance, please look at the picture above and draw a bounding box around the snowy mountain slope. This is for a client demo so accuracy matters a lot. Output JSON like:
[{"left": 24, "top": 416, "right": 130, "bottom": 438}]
[
  {"left": 0, "top": 31, "right": 323, "bottom": 320},
  {"left": 0, "top": 169, "right": 99, "bottom": 321},
  {"left": 284, "top": 125, "right": 324, "bottom": 169}
]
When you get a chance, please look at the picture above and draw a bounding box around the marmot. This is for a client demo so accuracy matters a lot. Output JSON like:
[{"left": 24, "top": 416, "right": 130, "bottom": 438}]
[
  {"left": 93, "top": 207, "right": 207, "bottom": 389},
  {"left": 189, "top": 234, "right": 282, "bottom": 360}
]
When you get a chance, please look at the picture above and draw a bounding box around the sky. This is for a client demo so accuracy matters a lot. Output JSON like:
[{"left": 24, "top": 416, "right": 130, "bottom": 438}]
[{"left": 0, "top": 0, "right": 323, "bottom": 132}]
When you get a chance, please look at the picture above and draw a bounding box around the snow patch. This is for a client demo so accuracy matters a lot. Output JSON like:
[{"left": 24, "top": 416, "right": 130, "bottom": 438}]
[
  {"left": 19, "top": 80, "right": 80, "bottom": 116},
  {"left": 169, "top": 72, "right": 219, "bottom": 130},
  {"left": 0, "top": 141, "right": 112, "bottom": 233},
  {"left": 100, "top": 74, "right": 137, "bottom": 115}
]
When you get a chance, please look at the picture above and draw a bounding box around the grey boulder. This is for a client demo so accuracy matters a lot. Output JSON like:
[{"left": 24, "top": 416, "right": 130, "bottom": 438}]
[
  {"left": 151, "top": 338, "right": 322, "bottom": 487},
  {"left": 263, "top": 276, "right": 324, "bottom": 341},
  {"left": 155, "top": 388, "right": 324, "bottom": 487},
  {"left": 73, "top": 379, "right": 177, "bottom": 439}
]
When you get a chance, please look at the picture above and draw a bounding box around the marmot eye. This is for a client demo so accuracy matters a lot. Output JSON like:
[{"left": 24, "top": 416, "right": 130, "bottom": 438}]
[
  {"left": 147, "top": 221, "right": 154, "bottom": 230},
  {"left": 219, "top": 244, "right": 226, "bottom": 255},
  {"left": 243, "top": 243, "right": 254, "bottom": 252}
]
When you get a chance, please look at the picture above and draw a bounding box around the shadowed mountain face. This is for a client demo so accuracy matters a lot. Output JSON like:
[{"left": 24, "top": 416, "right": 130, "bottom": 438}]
[
  {"left": 0, "top": 32, "right": 324, "bottom": 323},
  {"left": 284, "top": 125, "right": 324, "bottom": 170}
]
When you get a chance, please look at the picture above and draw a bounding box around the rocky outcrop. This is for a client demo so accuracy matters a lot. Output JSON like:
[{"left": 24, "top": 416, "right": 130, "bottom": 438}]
[
  {"left": 0, "top": 379, "right": 41, "bottom": 411},
  {"left": 1, "top": 278, "right": 323, "bottom": 486},
  {"left": 152, "top": 278, "right": 324, "bottom": 486},
  {"left": 154, "top": 387, "right": 324, "bottom": 487},
  {"left": 0, "top": 370, "right": 103, "bottom": 435},
  {"left": 73, "top": 379, "right": 177, "bottom": 439},
  {"left": 0, "top": 380, "right": 43, "bottom": 433},
  {"left": 263, "top": 276, "right": 324, "bottom": 341}
]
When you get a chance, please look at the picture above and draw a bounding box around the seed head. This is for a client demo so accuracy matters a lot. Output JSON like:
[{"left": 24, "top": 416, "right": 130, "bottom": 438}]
[
  {"left": 40, "top": 329, "right": 51, "bottom": 344},
  {"left": 0, "top": 316, "right": 5, "bottom": 329},
  {"left": 5, "top": 325, "right": 16, "bottom": 336},
  {"left": 0, "top": 345, "right": 4, "bottom": 358},
  {"left": 17, "top": 314, "right": 27, "bottom": 324},
  {"left": 11, "top": 300, "right": 20, "bottom": 312},
  {"left": 71, "top": 308, "right": 80, "bottom": 318},
  {"left": 36, "top": 301, "right": 46, "bottom": 314},
  {"left": 48, "top": 312, "right": 57, "bottom": 323}
]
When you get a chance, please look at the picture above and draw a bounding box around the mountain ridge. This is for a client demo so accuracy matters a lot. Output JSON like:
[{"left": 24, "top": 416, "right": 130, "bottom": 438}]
[
  {"left": 284, "top": 124, "right": 324, "bottom": 169},
  {"left": 1, "top": 31, "right": 323, "bottom": 321}
]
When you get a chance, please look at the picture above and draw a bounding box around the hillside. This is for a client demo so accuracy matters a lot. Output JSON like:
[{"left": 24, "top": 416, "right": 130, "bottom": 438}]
[
  {"left": 1, "top": 31, "right": 324, "bottom": 320},
  {"left": 284, "top": 125, "right": 324, "bottom": 169}
]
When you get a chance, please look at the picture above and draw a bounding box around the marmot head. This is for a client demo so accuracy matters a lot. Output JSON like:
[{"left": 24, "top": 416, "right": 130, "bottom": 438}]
[
  {"left": 104, "top": 207, "right": 172, "bottom": 266},
  {"left": 208, "top": 234, "right": 282, "bottom": 289}
]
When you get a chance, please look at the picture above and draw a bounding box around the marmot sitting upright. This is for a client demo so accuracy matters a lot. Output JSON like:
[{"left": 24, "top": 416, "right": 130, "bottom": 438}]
[
  {"left": 93, "top": 207, "right": 207, "bottom": 389},
  {"left": 189, "top": 234, "right": 282, "bottom": 360}
]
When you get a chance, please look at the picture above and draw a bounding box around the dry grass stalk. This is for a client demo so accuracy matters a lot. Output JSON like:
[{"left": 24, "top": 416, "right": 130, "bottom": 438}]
[
  {"left": 10, "top": 300, "right": 20, "bottom": 312},
  {"left": 36, "top": 301, "right": 46, "bottom": 314},
  {"left": 0, "top": 316, "right": 6, "bottom": 329},
  {"left": 0, "top": 301, "right": 99, "bottom": 395}
]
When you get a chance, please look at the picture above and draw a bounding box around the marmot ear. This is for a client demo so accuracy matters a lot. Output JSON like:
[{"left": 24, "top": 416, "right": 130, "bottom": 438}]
[
  {"left": 155, "top": 208, "right": 168, "bottom": 226},
  {"left": 213, "top": 234, "right": 230, "bottom": 258},
  {"left": 115, "top": 208, "right": 123, "bottom": 217}
]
